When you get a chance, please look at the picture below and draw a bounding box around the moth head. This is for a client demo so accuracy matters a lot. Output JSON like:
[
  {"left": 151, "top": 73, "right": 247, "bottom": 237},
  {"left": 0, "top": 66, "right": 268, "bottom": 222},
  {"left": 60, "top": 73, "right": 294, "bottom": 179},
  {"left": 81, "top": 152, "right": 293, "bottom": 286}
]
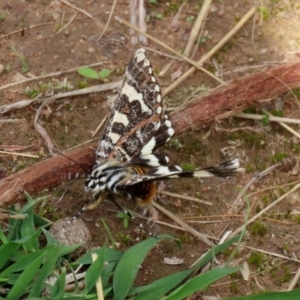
[{"left": 85, "top": 161, "right": 114, "bottom": 193}]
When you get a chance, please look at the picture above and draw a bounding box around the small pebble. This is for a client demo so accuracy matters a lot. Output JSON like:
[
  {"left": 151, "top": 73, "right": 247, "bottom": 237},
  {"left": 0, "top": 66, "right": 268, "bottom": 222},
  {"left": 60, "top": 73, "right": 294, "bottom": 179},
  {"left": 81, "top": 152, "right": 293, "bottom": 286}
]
[
  {"left": 210, "top": 4, "right": 217, "bottom": 12},
  {"left": 259, "top": 48, "right": 268, "bottom": 54},
  {"left": 50, "top": 217, "right": 91, "bottom": 248},
  {"left": 64, "top": 30, "right": 70, "bottom": 37},
  {"left": 87, "top": 46, "right": 95, "bottom": 54},
  {"left": 55, "top": 111, "right": 63, "bottom": 118}
]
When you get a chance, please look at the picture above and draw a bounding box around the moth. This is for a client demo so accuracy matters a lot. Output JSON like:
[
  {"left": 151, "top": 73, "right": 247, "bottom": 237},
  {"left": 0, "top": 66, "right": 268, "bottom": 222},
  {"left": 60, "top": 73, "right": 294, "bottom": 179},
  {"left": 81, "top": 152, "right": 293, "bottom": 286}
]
[{"left": 82, "top": 48, "right": 241, "bottom": 234}]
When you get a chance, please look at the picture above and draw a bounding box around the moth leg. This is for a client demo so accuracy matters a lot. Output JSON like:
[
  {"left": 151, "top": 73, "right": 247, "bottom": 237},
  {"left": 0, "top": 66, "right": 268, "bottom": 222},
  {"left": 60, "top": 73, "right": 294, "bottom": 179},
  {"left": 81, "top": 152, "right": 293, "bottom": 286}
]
[
  {"left": 108, "top": 194, "right": 159, "bottom": 238},
  {"left": 85, "top": 192, "right": 106, "bottom": 211}
]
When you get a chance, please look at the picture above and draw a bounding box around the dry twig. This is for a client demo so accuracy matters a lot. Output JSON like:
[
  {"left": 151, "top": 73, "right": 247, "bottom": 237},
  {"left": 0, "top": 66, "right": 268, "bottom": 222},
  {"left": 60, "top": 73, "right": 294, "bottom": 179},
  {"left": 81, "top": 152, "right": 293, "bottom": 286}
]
[
  {"left": 114, "top": 16, "right": 223, "bottom": 84},
  {"left": 163, "top": 5, "right": 257, "bottom": 97},
  {"left": 229, "top": 181, "right": 300, "bottom": 238},
  {"left": 184, "top": 0, "right": 211, "bottom": 57}
]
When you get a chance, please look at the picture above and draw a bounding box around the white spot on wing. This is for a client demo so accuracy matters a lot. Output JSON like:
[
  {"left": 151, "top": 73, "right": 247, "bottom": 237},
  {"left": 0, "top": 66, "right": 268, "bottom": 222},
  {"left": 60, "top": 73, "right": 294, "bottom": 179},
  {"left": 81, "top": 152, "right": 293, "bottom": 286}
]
[
  {"left": 165, "top": 120, "right": 171, "bottom": 127},
  {"left": 135, "top": 48, "right": 146, "bottom": 63},
  {"left": 167, "top": 128, "right": 174, "bottom": 136},
  {"left": 112, "top": 111, "right": 129, "bottom": 126},
  {"left": 154, "top": 166, "right": 180, "bottom": 175},
  {"left": 141, "top": 137, "right": 156, "bottom": 155},
  {"left": 122, "top": 82, "right": 151, "bottom": 113},
  {"left": 110, "top": 132, "right": 121, "bottom": 143}
]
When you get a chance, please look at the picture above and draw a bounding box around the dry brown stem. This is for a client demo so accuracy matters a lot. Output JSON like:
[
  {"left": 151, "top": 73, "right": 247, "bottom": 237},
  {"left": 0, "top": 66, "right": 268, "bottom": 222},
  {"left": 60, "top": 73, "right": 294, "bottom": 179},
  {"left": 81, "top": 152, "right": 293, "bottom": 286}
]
[{"left": 1, "top": 61, "right": 300, "bottom": 206}]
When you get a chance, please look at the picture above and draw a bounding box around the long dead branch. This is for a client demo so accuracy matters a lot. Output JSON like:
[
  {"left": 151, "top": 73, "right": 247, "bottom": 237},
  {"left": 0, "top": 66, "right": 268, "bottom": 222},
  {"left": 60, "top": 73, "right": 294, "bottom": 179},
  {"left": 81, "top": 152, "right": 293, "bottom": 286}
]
[{"left": 1, "top": 61, "right": 300, "bottom": 206}]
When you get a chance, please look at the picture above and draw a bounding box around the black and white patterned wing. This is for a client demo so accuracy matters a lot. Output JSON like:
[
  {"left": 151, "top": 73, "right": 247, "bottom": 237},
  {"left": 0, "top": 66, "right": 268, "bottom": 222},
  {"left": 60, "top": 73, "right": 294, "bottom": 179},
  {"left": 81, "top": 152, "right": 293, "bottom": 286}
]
[
  {"left": 120, "top": 159, "right": 242, "bottom": 186},
  {"left": 96, "top": 48, "right": 174, "bottom": 164}
]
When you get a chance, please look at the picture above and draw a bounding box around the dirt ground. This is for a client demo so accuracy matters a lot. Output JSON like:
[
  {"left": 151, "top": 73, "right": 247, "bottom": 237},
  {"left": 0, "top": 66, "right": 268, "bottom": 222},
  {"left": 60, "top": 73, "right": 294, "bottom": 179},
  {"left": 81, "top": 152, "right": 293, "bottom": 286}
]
[{"left": 1, "top": 0, "right": 300, "bottom": 298}]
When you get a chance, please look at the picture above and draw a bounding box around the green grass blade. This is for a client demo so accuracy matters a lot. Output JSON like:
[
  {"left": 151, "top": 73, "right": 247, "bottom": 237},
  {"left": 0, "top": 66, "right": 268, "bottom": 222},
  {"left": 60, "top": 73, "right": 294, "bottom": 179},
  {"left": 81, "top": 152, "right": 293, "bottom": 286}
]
[
  {"left": 113, "top": 235, "right": 173, "bottom": 300},
  {"left": 5, "top": 250, "right": 45, "bottom": 300},
  {"left": 130, "top": 269, "right": 193, "bottom": 300},
  {"left": 49, "top": 267, "right": 66, "bottom": 299},
  {"left": 194, "top": 234, "right": 240, "bottom": 269},
  {"left": 164, "top": 267, "right": 240, "bottom": 300},
  {"left": 0, "top": 225, "right": 8, "bottom": 243},
  {"left": 0, "top": 242, "right": 20, "bottom": 269},
  {"left": 75, "top": 247, "right": 122, "bottom": 265},
  {"left": 101, "top": 261, "right": 116, "bottom": 288},
  {"left": 224, "top": 290, "right": 300, "bottom": 300},
  {"left": 29, "top": 246, "right": 61, "bottom": 297},
  {"left": 0, "top": 248, "right": 47, "bottom": 279},
  {"left": 20, "top": 203, "right": 39, "bottom": 252},
  {"left": 84, "top": 245, "right": 106, "bottom": 294}
]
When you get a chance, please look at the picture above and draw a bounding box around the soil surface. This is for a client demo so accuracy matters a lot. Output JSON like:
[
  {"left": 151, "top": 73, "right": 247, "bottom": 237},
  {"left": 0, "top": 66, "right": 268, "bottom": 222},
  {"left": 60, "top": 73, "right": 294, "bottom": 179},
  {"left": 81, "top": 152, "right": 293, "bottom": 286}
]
[{"left": 1, "top": 0, "right": 300, "bottom": 298}]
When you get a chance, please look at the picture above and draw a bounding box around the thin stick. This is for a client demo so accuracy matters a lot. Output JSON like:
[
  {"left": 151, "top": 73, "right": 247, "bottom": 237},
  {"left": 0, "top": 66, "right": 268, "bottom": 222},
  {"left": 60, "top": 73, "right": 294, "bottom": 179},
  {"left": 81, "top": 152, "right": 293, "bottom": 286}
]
[
  {"left": 264, "top": 110, "right": 300, "bottom": 139},
  {"left": 0, "top": 81, "right": 121, "bottom": 114},
  {"left": 184, "top": 0, "right": 212, "bottom": 57},
  {"left": 96, "top": 0, "right": 117, "bottom": 42},
  {"left": 0, "top": 151, "right": 39, "bottom": 158},
  {"left": 92, "top": 115, "right": 108, "bottom": 137},
  {"left": 161, "top": 190, "right": 212, "bottom": 206},
  {"left": 0, "top": 61, "right": 105, "bottom": 92},
  {"left": 229, "top": 181, "right": 300, "bottom": 238},
  {"left": 247, "top": 179, "right": 300, "bottom": 197},
  {"left": 239, "top": 244, "right": 300, "bottom": 264},
  {"left": 229, "top": 163, "right": 280, "bottom": 214},
  {"left": 91, "top": 253, "right": 104, "bottom": 300},
  {"left": 34, "top": 97, "right": 56, "bottom": 155},
  {"left": 114, "top": 16, "right": 223, "bottom": 84},
  {"left": 152, "top": 201, "right": 214, "bottom": 246},
  {"left": 288, "top": 267, "right": 300, "bottom": 291},
  {"left": 59, "top": 0, "right": 103, "bottom": 30},
  {"left": 0, "top": 12, "right": 103, "bottom": 40},
  {"left": 56, "top": 12, "right": 77, "bottom": 35},
  {"left": 0, "top": 22, "right": 55, "bottom": 39},
  {"left": 0, "top": 119, "right": 25, "bottom": 123},
  {"left": 235, "top": 112, "right": 300, "bottom": 126},
  {"left": 163, "top": 5, "right": 257, "bottom": 97}
]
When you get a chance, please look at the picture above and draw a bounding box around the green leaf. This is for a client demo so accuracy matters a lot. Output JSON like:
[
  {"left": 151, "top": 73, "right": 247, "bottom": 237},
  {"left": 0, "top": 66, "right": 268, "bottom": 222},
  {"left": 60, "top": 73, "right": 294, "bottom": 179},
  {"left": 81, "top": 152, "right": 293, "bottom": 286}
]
[
  {"left": 113, "top": 235, "right": 173, "bottom": 300},
  {"left": 5, "top": 250, "right": 45, "bottom": 300},
  {"left": 194, "top": 234, "right": 240, "bottom": 269},
  {"left": 224, "top": 289, "right": 300, "bottom": 300},
  {"left": 0, "top": 242, "right": 20, "bottom": 269},
  {"left": 75, "top": 247, "right": 122, "bottom": 265},
  {"left": 98, "top": 69, "right": 111, "bottom": 79},
  {"left": 78, "top": 67, "right": 99, "bottom": 79},
  {"left": 84, "top": 246, "right": 106, "bottom": 294},
  {"left": 20, "top": 205, "right": 40, "bottom": 252},
  {"left": 29, "top": 246, "right": 61, "bottom": 297},
  {"left": 101, "top": 261, "right": 116, "bottom": 288},
  {"left": 7, "top": 193, "right": 46, "bottom": 241},
  {"left": 49, "top": 267, "right": 66, "bottom": 299},
  {"left": 130, "top": 269, "right": 193, "bottom": 300},
  {"left": 163, "top": 267, "right": 240, "bottom": 300},
  {"left": 0, "top": 225, "right": 8, "bottom": 244},
  {"left": 130, "top": 235, "right": 241, "bottom": 300},
  {"left": 0, "top": 248, "right": 47, "bottom": 278}
]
